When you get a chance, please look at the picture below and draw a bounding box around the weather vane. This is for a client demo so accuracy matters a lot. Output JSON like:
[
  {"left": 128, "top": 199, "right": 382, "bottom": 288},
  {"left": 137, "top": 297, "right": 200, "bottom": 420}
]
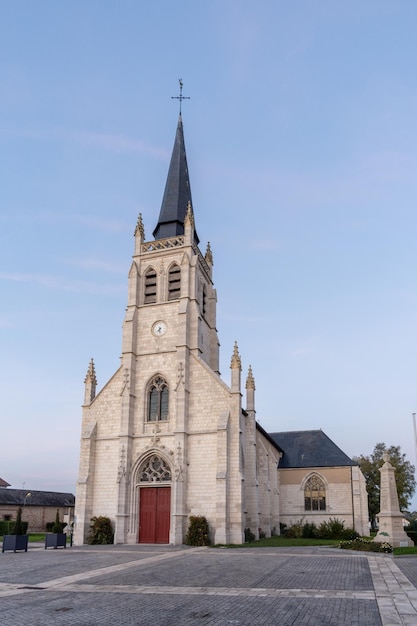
[{"left": 171, "top": 79, "right": 190, "bottom": 114}]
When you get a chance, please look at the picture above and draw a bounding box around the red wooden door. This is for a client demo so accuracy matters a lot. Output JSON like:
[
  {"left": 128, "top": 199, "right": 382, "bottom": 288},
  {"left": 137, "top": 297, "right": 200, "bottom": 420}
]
[{"left": 139, "top": 487, "right": 171, "bottom": 543}]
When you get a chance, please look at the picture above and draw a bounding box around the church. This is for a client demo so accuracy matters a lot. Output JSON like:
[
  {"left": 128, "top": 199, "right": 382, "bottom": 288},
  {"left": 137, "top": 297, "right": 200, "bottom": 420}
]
[{"left": 74, "top": 112, "right": 369, "bottom": 546}]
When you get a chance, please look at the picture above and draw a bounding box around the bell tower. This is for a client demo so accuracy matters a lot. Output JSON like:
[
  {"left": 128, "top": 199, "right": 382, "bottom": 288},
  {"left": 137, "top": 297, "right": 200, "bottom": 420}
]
[
  {"left": 122, "top": 113, "right": 219, "bottom": 375},
  {"left": 113, "top": 112, "right": 221, "bottom": 543}
]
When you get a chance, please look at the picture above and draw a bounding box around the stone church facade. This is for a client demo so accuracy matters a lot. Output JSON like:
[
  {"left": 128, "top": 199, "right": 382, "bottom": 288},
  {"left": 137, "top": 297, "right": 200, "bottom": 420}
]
[{"left": 74, "top": 115, "right": 369, "bottom": 545}]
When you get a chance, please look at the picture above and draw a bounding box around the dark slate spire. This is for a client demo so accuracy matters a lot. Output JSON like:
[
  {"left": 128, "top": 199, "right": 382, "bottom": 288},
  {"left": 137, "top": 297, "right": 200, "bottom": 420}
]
[{"left": 153, "top": 114, "right": 199, "bottom": 244}]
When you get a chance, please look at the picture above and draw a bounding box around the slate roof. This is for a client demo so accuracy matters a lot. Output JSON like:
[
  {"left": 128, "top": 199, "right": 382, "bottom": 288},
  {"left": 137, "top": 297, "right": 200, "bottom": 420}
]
[
  {"left": 0, "top": 489, "right": 75, "bottom": 507},
  {"left": 269, "top": 429, "right": 357, "bottom": 469},
  {"left": 0, "top": 477, "right": 11, "bottom": 488},
  {"left": 153, "top": 114, "right": 199, "bottom": 244},
  {"left": 256, "top": 421, "right": 283, "bottom": 454}
]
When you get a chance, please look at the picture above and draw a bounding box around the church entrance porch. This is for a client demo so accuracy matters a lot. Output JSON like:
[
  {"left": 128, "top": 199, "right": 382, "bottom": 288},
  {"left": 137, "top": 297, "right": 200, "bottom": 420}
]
[{"left": 139, "top": 487, "right": 171, "bottom": 544}]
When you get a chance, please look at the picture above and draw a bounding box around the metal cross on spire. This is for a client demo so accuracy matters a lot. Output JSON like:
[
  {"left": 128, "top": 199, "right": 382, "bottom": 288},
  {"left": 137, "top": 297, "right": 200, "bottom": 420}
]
[{"left": 171, "top": 79, "right": 190, "bottom": 114}]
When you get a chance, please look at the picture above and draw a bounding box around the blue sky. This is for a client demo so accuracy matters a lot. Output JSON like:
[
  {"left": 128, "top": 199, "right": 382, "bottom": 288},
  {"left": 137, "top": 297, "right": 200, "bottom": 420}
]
[{"left": 1, "top": 1, "right": 417, "bottom": 507}]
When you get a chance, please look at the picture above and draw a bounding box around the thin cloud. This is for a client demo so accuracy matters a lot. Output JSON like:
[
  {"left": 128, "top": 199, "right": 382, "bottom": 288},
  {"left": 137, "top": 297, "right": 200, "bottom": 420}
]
[
  {"left": 0, "top": 272, "right": 124, "bottom": 295},
  {"left": 0, "top": 126, "right": 168, "bottom": 160},
  {"left": 0, "top": 211, "right": 131, "bottom": 233},
  {"left": 72, "top": 130, "right": 168, "bottom": 159},
  {"left": 67, "top": 257, "right": 126, "bottom": 274}
]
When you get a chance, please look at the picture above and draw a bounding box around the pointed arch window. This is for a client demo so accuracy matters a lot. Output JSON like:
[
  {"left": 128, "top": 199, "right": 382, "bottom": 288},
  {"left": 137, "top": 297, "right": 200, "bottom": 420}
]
[
  {"left": 147, "top": 376, "right": 169, "bottom": 421},
  {"left": 168, "top": 264, "right": 181, "bottom": 300},
  {"left": 139, "top": 455, "right": 172, "bottom": 482},
  {"left": 144, "top": 267, "right": 157, "bottom": 304},
  {"left": 304, "top": 475, "right": 326, "bottom": 511},
  {"left": 202, "top": 284, "right": 207, "bottom": 316}
]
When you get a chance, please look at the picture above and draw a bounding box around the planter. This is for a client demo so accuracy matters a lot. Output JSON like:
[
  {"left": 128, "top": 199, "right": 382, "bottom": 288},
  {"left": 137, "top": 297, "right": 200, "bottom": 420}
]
[
  {"left": 2, "top": 534, "right": 29, "bottom": 553},
  {"left": 45, "top": 533, "right": 67, "bottom": 549}
]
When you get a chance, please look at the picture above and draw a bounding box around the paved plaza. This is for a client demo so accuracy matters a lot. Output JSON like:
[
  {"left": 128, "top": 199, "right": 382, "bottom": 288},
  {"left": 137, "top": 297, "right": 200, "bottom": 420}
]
[{"left": 2, "top": 543, "right": 417, "bottom": 625}]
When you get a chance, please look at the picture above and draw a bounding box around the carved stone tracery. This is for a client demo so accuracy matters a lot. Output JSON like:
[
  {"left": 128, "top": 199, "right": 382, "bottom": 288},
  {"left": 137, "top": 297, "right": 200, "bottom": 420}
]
[{"left": 139, "top": 455, "right": 172, "bottom": 483}]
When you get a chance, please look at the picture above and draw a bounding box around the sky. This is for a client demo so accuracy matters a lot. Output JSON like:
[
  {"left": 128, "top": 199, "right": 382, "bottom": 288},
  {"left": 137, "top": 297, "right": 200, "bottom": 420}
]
[{"left": 1, "top": 1, "right": 417, "bottom": 508}]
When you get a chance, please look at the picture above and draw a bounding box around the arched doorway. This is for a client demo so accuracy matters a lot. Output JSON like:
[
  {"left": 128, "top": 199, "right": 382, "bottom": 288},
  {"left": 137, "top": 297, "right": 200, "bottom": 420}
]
[{"left": 138, "top": 454, "right": 172, "bottom": 544}]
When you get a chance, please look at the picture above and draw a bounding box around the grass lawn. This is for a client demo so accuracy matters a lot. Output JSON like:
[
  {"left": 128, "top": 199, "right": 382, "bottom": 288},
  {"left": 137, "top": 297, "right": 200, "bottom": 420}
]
[
  {"left": 214, "top": 536, "right": 417, "bottom": 555},
  {"left": 215, "top": 536, "right": 340, "bottom": 548},
  {"left": 28, "top": 533, "right": 46, "bottom": 542},
  {"left": 393, "top": 546, "right": 417, "bottom": 556},
  {"left": 0, "top": 533, "right": 46, "bottom": 542},
  {"left": 0, "top": 533, "right": 73, "bottom": 544}
]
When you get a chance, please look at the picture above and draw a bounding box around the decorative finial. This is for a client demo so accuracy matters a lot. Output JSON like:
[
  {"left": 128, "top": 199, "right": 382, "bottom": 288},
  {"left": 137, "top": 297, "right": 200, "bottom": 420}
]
[
  {"left": 84, "top": 358, "right": 97, "bottom": 403},
  {"left": 205, "top": 241, "right": 213, "bottom": 265},
  {"left": 246, "top": 365, "right": 255, "bottom": 390},
  {"left": 84, "top": 358, "right": 97, "bottom": 385},
  {"left": 184, "top": 200, "right": 194, "bottom": 227},
  {"left": 230, "top": 341, "right": 242, "bottom": 370},
  {"left": 171, "top": 78, "right": 190, "bottom": 114},
  {"left": 134, "top": 213, "right": 145, "bottom": 241}
]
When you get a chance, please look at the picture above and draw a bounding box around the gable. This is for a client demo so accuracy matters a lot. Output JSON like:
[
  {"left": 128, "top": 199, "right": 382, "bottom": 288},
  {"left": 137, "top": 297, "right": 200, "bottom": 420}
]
[{"left": 270, "top": 429, "right": 356, "bottom": 469}]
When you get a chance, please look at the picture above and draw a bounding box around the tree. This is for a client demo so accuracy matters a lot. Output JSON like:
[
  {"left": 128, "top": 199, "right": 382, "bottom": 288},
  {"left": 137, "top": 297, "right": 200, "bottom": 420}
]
[
  {"left": 13, "top": 507, "right": 24, "bottom": 535},
  {"left": 353, "top": 443, "right": 416, "bottom": 527}
]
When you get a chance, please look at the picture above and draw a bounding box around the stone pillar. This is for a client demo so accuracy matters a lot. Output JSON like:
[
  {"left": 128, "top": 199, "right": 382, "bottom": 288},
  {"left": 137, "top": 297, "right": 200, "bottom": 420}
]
[{"left": 374, "top": 452, "right": 413, "bottom": 547}]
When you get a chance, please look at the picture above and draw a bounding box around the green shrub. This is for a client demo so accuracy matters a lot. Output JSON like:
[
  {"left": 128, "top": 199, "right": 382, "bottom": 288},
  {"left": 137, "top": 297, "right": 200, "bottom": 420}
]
[
  {"left": 185, "top": 515, "right": 210, "bottom": 546},
  {"left": 318, "top": 518, "right": 346, "bottom": 539},
  {"left": 0, "top": 512, "right": 29, "bottom": 536},
  {"left": 244, "top": 528, "right": 255, "bottom": 542},
  {"left": 405, "top": 530, "right": 417, "bottom": 545},
  {"left": 284, "top": 518, "right": 358, "bottom": 541},
  {"left": 258, "top": 528, "right": 266, "bottom": 539},
  {"left": 339, "top": 527, "right": 360, "bottom": 541},
  {"left": 0, "top": 520, "right": 29, "bottom": 536},
  {"left": 0, "top": 520, "right": 12, "bottom": 536},
  {"left": 284, "top": 520, "right": 304, "bottom": 538},
  {"left": 51, "top": 509, "right": 64, "bottom": 533},
  {"left": 9, "top": 507, "right": 28, "bottom": 535},
  {"left": 301, "top": 522, "right": 318, "bottom": 538},
  {"left": 87, "top": 516, "right": 114, "bottom": 544},
  {"left": 339, "top": 537, "right": 392, "bottom": 553}
]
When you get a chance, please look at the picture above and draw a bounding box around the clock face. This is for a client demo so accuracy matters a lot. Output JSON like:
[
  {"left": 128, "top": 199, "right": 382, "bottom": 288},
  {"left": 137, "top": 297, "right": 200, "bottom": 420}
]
[{"left": 152, "top": 321, "right": 167, "bottom": 337}]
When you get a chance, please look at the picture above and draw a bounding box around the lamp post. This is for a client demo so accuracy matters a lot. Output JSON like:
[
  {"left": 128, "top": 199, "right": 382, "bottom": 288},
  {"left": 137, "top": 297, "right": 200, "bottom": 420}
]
[{"left": 23, "top": 492, "right": 32, "bottom": 532}]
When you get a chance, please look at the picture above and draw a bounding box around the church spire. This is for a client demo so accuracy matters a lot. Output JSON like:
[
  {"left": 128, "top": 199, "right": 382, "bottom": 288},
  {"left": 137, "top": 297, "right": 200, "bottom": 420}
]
[{"left": 153, "top": 114, "right": 199, "bottom": 244}]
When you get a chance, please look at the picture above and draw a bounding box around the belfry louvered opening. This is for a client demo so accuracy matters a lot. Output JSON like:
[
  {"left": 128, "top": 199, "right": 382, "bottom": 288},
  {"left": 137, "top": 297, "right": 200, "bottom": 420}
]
[
  {"left": 144, "top": 268, "right": 157, "bottom": 303},
  {"left": 168, "top": 264, "right": 181, "bottom": 300}
]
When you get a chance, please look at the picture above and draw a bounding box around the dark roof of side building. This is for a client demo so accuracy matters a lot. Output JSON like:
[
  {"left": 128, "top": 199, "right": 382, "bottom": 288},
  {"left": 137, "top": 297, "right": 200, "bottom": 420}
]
[
  {"left": 0, "top": 489, "right": 75, "bottom": 507},
  {"left": 270, "top": 429, "right": 357, "bottom": 469},
  {"left": 256, "top": 420, "right": 284, "bottom": 454},
  {"left": 0, "top": 478, "right": 11, "bottom": 488}
]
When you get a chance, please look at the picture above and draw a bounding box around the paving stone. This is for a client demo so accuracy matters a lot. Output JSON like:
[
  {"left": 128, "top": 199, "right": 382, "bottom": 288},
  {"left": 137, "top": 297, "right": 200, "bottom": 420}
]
[{"left": 1, "top": 544, "right": 416, "bottom": 625}]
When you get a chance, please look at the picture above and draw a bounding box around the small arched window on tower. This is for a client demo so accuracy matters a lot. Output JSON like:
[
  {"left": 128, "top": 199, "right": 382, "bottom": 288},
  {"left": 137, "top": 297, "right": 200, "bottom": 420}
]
[
  {"left": 144, "top": 267, "right": 157, "bottom": 304},
  {"left": 168, "top": 264, "right": 181, "bottom": 300},
  {"left": 304, "top": 474, "right": 326, "bottom": 511},
  {"left": 147, "top": 375, "right": 169, "bottom": 421}
]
